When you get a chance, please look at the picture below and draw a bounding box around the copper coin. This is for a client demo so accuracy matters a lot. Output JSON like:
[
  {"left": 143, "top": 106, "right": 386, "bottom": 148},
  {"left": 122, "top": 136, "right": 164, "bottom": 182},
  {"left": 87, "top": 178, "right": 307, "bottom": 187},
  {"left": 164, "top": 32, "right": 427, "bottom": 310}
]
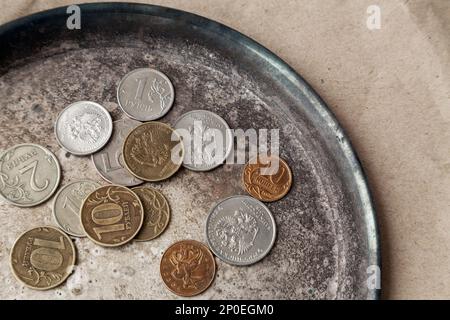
[
  {"left": 160, "top": 240, "right": 216, "bottom": 297},
  {"left": 242, "top": 154, "right": 293, "bottom": 202},
  {"left": 10, "top": 226, "right": 76, "bottom": 290},
  {"left": 132, "top": 187, "right": 170, "bottom": 241},
  {"left": 80, "top": 185, "right": 144, "bottom": 247},
  {"left": 123, "top": 122, "right": 184, "bottom": 182}
]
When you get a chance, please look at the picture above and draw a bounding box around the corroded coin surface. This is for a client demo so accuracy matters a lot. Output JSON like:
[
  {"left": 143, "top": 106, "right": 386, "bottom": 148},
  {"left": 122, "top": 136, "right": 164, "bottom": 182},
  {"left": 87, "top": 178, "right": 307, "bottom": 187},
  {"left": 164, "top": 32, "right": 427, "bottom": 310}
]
[
  {"left": 123, "top": 122, "right": 184, "bottom": 182},
  {"left": 242, "top": 154, "right": 293, "bottom": 202},
  {"left": 91, "top": 118, "right": 143, "bottom": 186},
  {"left": 206, "top": 195, "right": 277, "bottom": 266},
  {"left": 117, "top": 68, "right": 175, "bottom": 121},
  {"left": 132, "top": 187, "right": 170, "bottom": 241},
  {"left": 0, "top": 144, "right": 60, "bottom": 207},
  {"left": 160, "top": 240, "right": 215, "bottom": 297},
  {"left": 55, "top": 101, "right": 113, "bottom": 156},
  {"left": 174, "top": 110, "right": 233, "bottom": 171},
  {"left": 10, "top": 226, "right": 76, "bottom": 290},
  {"left": 53, "top": 180, "right": 100, "bottom": 237},
  {"left": 80, "top": 185, "right": 144, "bottom": 247}
]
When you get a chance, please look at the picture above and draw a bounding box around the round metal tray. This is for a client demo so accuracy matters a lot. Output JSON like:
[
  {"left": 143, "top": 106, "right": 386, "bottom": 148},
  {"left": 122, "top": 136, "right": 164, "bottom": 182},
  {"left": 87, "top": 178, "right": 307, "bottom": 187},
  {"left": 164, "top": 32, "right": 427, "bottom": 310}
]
[{"left": 0, "top": 3, "right": 380, "bottom": 299}]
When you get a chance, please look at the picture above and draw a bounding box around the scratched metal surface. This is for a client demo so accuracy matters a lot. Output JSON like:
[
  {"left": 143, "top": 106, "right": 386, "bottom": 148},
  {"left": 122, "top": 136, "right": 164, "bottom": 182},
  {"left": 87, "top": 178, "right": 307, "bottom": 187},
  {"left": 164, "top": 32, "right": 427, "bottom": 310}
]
[{"left": 0, "top": 3, "right": 379, "bottom": 299}]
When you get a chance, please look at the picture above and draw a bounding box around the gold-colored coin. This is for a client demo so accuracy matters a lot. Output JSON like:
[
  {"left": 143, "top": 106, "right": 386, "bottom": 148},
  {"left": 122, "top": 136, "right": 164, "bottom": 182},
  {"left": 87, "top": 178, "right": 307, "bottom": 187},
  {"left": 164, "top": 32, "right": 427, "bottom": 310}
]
[
  {"left": 132, "top": 187, "right": 170, "bottom": 241},
  {"left": 80, "top": 185, "right": 144, "bottom": 247},
  {"left": 160, "top": 240, "right": 216, "bottom": 297},
  {"left": 242, "top": 154, "right": 293, "bottom": 202},
  {"left": 123, "top": 122, "right": 184, "bottom": 182},
  {"left": 10, "top": 226, "right": 76, "bottom": 290}
]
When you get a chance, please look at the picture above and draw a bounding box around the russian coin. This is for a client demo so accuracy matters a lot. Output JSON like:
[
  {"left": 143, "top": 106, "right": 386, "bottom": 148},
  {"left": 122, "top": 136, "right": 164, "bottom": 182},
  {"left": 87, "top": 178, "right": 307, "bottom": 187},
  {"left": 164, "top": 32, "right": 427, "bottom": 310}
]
[
  {"left": 80, "top": 185, "right": 144, "bottom": 247},
  {"left": 54, "top": 101, "right": 113, "bottom": 156},
  {"left": 160, "top": 240, "right": 215, "bottom": 297},
  {"left": 91, "top": 118, "right": 143, "bottom": 186},
  {"left": 123, "top": 122, "right": 184, "bottom": 182},
  {"left": 53, "top": 180, "right": 100, "bottom": 237},
  {"left": 206, "top": 195, "right": 277, "bottom": 266},
  {"left": 132, "top": 187, "right": 170, "bottom": 241},
  {"left": 117, "top": 68, "right": 175, "bottom": 121},
  {"left": 10, "top": 226, "right": 76, "bottom": 290},
  {"left": 243, "top": 154, "right": 293, "bottom": 202},
  {"left": 174, "top": 110, "right": 233, "bottom": 171},
  {"left": 0, "top": 143, "right": 60, "bottom": 207}
]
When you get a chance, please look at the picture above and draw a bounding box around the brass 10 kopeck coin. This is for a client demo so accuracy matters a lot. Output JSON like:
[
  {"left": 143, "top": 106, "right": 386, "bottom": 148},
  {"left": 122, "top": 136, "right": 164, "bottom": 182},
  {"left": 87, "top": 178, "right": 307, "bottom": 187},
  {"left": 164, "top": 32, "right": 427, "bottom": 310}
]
[
  {"left": 80, "top": 185, "right": 144, "bottom": 247},
  {"left": 123, "top": 122, "right": 184, "bottom": 182},
  {"left": 10, "top": 226, "right": 76, "bottom": 290},
  {"left": 242, "top": 154, "right": 293, "bottom": 202},
  {"left": 160, "top": 240, "right": 215, "bottom": 297}
]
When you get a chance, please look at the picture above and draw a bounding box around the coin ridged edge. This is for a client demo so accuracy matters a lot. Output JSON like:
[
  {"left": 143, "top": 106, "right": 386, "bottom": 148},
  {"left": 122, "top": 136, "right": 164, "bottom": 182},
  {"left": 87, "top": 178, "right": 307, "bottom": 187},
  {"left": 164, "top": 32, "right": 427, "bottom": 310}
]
[{"left": 9, "top": 225, "right": 76, "bottom": 291}]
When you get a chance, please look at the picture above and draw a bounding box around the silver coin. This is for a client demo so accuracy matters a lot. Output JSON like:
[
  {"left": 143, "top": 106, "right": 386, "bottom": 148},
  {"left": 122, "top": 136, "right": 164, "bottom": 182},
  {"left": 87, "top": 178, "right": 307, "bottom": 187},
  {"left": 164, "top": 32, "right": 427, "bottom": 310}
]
[
  {"left": 117, "top": 68, "right": 175, "bottom": 121},
  {"left": 206, "top": 195, "right": 277, "bottom": 266},
  {"left": 54, "top": 101, "right": 113, "bottom": 156},
  {"left": 174, "top": 110, "right": 233, "bottom": 171},
  {"left": 52, "top": 180, "right": 100, "bottom": 237},
  {"left": 0, "top": 144, "right": 61, "bottom": 207},
  {"left": 91, "top": 118, "right": 143, "bottom": 186}
]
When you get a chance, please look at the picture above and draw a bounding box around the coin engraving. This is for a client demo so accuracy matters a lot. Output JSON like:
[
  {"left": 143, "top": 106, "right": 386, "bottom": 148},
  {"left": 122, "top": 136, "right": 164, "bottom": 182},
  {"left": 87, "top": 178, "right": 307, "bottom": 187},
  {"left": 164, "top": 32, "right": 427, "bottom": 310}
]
[
  {"left": 243, "top": 154, "right": 293, "bottom": 202},
  {"left": 0, "top": 144, "right": 60, "bottom": 207},
  {"left": 92, "top": 119, "right": 143, "bottom": 186},
  {"left": 80, "top": 185, "right": 144, "bottom": 247},
  {"left": 206, "top": 195, "right": 276, "bottom": 266},
  {"left": 117, "top": 68, "right": 175, "bottom": 121},
  {"left": 174, "top": 110, "right": 233, "bottom": 171},
  {"left": 132, "top": 187, "right": 170, "bottom": 241},
  {"left": 53, "top": 180, "right": 100, "bottom": 237},
  {"left": 123, "top": 122, "right": 184, "bottom": 182},
  {"left": 160, "top": 240, "right": 215, "bottom": 297},
  {"left": 10, "top": 226, "right": 76, "bottom": 290},
  {"left": 55, "top": 101, "right": 113, "bottom": 155}
]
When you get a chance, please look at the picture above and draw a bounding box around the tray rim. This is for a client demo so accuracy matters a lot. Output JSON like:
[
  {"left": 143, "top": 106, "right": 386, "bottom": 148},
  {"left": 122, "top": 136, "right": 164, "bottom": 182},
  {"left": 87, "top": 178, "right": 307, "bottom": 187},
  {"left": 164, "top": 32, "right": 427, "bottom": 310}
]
[{"left": 0, "top": 2, "right": 381, "bottom": 300}]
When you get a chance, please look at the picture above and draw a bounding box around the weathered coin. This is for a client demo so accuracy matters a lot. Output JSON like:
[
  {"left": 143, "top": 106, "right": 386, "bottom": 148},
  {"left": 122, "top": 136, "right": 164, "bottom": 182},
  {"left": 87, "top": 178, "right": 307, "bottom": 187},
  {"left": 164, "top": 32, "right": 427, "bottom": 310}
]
[
  {"left": 10, "top": 226, "right": 76, "bottom": 290},
  {"left": 160, "top": 240, "right": 215, "bottom": 297},
  {"left": 55, "top": 101, "right": 113, "bottom": 156},
  {"left": 53, "top": 180, "right": 100, "bottom": 237},
  {"left": 242, "top": 154, "right": 293, "bottom": 202},
  {"left": 117, "top": 68, "right": 175, "bottom": 121},
  {"left": 206, "top": 195, "right": 276, "bottom": 266},
  {"left": 91, "top": 118, "right": 143, "bottom": 186},
  {"left": 132, "top": 187, "right": 170, "bottom": 241},
  {"left": 123, "top": 122, "right": 184, "bottom": 182},
  {"left": 80, "top": 185, "right": 144, "bottom": 247},
  {"left": 0, "top": 143, "right": 60, "bottom": 207},
  {"left": 174, "top": 110, "right": 233, "bottom": 171}
]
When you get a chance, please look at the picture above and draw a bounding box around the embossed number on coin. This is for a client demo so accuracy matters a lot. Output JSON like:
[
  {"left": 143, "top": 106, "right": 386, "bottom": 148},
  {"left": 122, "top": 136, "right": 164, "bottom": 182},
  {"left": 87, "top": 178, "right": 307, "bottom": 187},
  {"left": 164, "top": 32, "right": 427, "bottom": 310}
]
[
  {"left": 10, "top": 226, "right": 76, "bottom": 290},
  {"left": 0, "top": 143, "right": 60, "bottom": 207},
  {"left": 160, "top": 240, "right": 215, "bottom": 297},
  {"left": 80, "top": 185, "right": 144, "bottom": 247}
]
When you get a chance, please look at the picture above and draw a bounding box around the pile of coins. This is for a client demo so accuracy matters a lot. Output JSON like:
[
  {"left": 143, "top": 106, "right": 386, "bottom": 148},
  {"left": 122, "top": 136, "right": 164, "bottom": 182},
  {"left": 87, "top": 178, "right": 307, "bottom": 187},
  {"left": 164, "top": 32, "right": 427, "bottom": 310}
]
[{"left": 1, "top": 67, "right": 293, "bottom": 296}]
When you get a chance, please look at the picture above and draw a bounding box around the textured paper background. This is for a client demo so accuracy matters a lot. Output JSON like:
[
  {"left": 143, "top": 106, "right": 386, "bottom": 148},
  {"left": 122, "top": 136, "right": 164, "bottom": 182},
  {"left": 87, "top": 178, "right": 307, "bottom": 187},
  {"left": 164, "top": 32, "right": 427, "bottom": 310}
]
[{"left": 0, "top": 0, "right": 449, "bottom": 299}]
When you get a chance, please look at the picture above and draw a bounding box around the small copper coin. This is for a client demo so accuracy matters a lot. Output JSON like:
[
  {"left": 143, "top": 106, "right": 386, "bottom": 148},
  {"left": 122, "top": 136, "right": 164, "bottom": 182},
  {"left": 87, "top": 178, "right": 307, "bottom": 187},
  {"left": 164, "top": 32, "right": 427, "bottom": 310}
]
[
  {"left": 132, "top": 187, "right": 170, "bottom": 241},
  {"left": 160, "top": 240, "right": 216, "bottom": 297},
  {"left": 80, "top": 185, "right": 144, "bottom": 247},
  {"left": 123, "top": 122, "right": 184, "bottom": 182},
  {"left": 242, "top": 154, "right": 293, "bottom": 202},
  {"left": 10, "top": 226, "right": 76, "bottom": 290}
]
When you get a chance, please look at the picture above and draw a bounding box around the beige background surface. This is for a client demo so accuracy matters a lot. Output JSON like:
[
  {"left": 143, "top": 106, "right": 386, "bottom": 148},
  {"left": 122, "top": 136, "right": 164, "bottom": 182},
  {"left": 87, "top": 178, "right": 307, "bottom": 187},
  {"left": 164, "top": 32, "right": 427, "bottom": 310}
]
[{"left": 0, "top": 0, "right": 448, "bottom": 300}]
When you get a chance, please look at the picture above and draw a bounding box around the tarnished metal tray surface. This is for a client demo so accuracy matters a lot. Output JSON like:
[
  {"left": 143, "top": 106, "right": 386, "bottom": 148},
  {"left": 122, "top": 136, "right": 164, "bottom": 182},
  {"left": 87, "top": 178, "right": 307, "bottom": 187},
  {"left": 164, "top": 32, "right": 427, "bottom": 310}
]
[{"left": 0, "top": 3, "right": 379, "bottom": 299}]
